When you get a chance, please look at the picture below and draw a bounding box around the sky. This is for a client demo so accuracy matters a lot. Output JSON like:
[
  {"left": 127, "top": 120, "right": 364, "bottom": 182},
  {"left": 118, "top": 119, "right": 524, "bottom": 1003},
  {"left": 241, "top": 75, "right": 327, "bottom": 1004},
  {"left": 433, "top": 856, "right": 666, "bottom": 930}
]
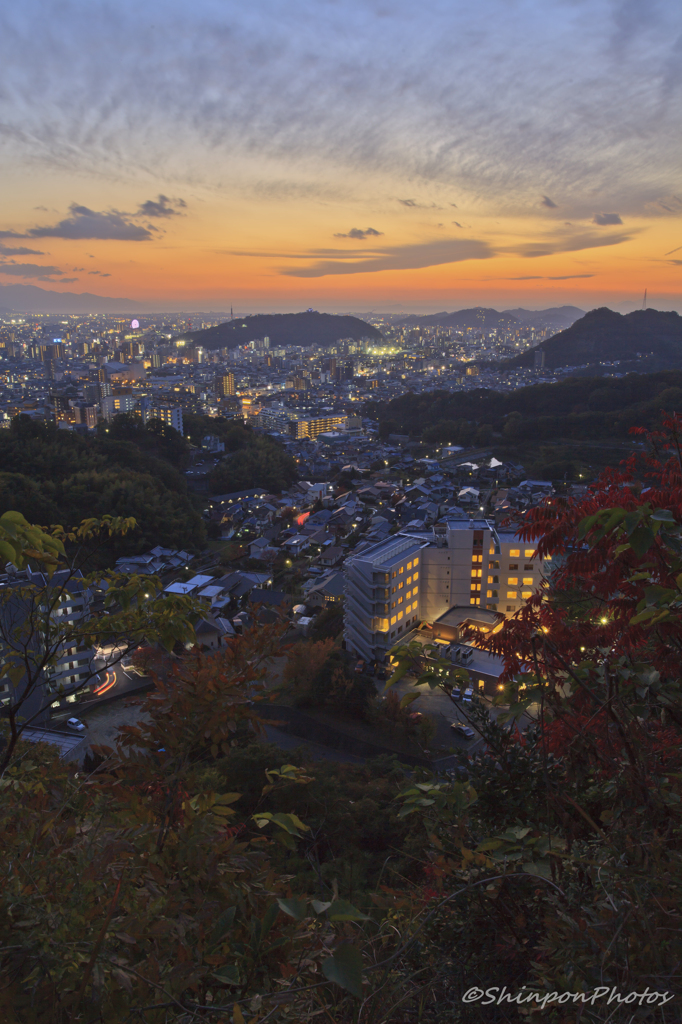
[{"left": 1, "top": 0, "right": 681, "bottom": 313}]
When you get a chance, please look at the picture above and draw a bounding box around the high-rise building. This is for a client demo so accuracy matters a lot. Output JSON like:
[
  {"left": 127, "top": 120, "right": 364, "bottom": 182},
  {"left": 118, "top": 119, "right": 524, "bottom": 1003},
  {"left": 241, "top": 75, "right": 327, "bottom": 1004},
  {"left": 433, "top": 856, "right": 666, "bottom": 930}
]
[
  {"left": 289, "top": 415, "right": 347, "bottom": 439},
  {"left": 217, "top": 373, "right": 236, "bottom": 397},
  {"left": 343, "top": 520, "right": 549, "bottom": 663}
]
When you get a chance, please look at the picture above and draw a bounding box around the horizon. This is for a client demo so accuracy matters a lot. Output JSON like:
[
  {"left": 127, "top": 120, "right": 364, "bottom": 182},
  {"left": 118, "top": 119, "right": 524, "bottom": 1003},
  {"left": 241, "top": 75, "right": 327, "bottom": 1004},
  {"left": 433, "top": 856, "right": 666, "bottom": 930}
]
[{"left": 1, "top": 1, "right": 681, "bottom": 312}]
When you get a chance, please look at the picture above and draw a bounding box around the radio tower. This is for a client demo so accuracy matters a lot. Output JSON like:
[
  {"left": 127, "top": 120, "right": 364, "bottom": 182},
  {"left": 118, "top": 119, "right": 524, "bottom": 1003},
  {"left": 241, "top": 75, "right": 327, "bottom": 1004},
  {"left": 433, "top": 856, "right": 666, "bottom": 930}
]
[{"left": 642, "top": 289, "right": 647, "bottom": 310}]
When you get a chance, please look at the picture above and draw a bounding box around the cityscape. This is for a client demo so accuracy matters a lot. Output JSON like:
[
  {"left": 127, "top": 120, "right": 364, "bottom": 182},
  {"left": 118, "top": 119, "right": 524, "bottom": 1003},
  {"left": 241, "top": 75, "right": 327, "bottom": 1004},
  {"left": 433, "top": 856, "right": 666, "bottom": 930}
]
[{"left": 1, "top": 0, "right": 681, "bottom": 1020}]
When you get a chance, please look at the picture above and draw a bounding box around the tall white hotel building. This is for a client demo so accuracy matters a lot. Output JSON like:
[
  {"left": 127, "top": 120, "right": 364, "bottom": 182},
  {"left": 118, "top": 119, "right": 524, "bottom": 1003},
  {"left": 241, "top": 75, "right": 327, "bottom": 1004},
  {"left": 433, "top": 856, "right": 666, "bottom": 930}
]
[{"left": 343, "top": 517, "right": 550, "bottom": 664}]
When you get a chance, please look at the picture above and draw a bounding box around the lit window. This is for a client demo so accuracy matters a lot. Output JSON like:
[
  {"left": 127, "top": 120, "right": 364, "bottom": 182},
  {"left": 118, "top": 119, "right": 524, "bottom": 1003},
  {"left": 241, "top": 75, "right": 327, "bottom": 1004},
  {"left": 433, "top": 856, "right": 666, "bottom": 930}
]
[
  {"left": 522, "top": 577, "right": 534, "bottom": 586},
  {"left": 487, "top": 589, "right": 493, "bottom": 598},
  {"left": 509, "top": 548, "right": 520, "bottom": 557},
  {"left": 399, "top": 566, "right": 404, "bottom": 574},
  {"left": 489, "top": 545, "right": 495, "bottom": 554},
  {"left": 407, "top": 561, "right": 412, "bottom": 570},
  {"left": 521, "top": 590, "right": 532, "bottom": 599},
  {"left": 412, "top": 585, "right": 418, "bottom": 594},
  {"left": 524, "top": 549, "right": 535, "bottom": 558},
  {"left": 390, "top": 616, "right": 396, "bottom": 625},
  {"left": 413, "top": 571, "right": 419, "bottom": 580},
  {"left": 413, "top": 557, "right": 419, "bottom": 566},
  {"left": 398, "top": 611, "right": 403, "bottom": 620},
  {"left": 508, "top": 576, "right": 518, "bottom": 585},
  {"left": 470, "top": 597, "right": 477, "bottom": 605},
  {"left": 406, "top": 590, "right": 412, "bottom": 599},
  {"left": 398, "top": 581, "right": 404, "bottom": 590},
  {"left": 397, "top": 596, "right": 403, "bottom": 605},
  {"left": 392, "top": 571, "right": 397, "bottom": 579},
  {"left": 507, "top": 590, "right": 517, "bottom": 599},
  {"left": 488, "top": 575, "right": 494, "bottom": 584}
]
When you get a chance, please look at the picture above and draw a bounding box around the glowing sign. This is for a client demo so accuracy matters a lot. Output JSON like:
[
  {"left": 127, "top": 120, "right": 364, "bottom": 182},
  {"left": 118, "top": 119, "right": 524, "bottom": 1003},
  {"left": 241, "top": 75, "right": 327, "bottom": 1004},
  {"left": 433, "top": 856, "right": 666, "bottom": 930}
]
[
  {"left": 296, "top": 511, "right": 311, "bottom": 527},
  {"left": 130, "top": 319, "right": 140, "bottom": 329}
]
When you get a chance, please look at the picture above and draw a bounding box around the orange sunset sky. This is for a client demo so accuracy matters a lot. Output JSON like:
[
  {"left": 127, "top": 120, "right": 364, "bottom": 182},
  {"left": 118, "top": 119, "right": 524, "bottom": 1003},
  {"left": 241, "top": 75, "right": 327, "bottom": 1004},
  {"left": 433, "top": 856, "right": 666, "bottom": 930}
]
[{"left": 1, "top": 1, "right": 681, "bottom": 313}]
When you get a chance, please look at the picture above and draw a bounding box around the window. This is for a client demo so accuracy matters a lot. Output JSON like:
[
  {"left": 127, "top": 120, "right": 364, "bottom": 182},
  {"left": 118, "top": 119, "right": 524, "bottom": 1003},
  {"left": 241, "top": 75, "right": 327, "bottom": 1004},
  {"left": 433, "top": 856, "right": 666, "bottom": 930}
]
[
  {"left": 391, "top": 586, "right": 396, "bottom": 594},
  {"left": 509, "top": 563, "right": 518, "bottom": 571},
  {"left": 522, "top": 577, "right": 534, "bottom": 586},
  {"left": 521, "top": 590, "right": 532, "bottom": 599},
  {"left": 407, "top": 561, "right": 412, "bottom": 570},
  {"left": 413, "top": 571, "right": 419, "bottom": 580},
  {"left": 413, "top": 557, "right": 419, "bottom": 566},
  {"left": 471, "top": 569, "right": 482, "bottom": 579},
  {"left": 392, "top": 571, "right": 396, "bottom": 579},
  {"left": 391, "top": 601, "right": 395, "bottom": 609},
  {"left": 397, "top": 596, "right": 403, "bottom": 605},
  {"left": 507, "top": 576, "right": 518, "bottom": 585},
  {"left": 470, "top": 597, "right": 478, "bottom": 605},
  {"left": 377, "top": 618, "right": 389, "bottom": 631},
  {"left": 487, "top": 589, "right": 493, "bottom": 598},
  {"left": 509, "top": 548, "right": 520, "bottom": 557},
  {"left": 412, "top": 585, "right": 418, "bottom": 594},
  {"left": 406, "top": 590, "right": 412, "bottom": 599},
  {"left": 478, "top": 679, "right": 485, "bottom": 690},
  {"left": 507, "top": 590, "right": 517, "bottom": 599},
  {"left": 524, "top": 564, "right": 534, "bottom": 571},
  {"left": 390, "top": 616, "right": 396, "bottom": 625},
  {"left": 406, "top": 575, "right": 412, "bottom": 585},
  {"left": 524, "top": 549, "right": 535, "bottom": 557},
  {"left": 398, "top": 581, "right": 404, "bottom": 590},
  {"left": 489, "top": 545, "right": 495, "bottom": 554},
  {"left": 399, "top": 566, "right": 404, "bottom": 574},
  {"left": 488, "top": 575, "right": 494, "bottom": 584},
  {"left": 506, "top": 605, "right": 515, "bottom": 612},
  {"left": 398, "top": 611, "right": 403, "bottom": 620}
]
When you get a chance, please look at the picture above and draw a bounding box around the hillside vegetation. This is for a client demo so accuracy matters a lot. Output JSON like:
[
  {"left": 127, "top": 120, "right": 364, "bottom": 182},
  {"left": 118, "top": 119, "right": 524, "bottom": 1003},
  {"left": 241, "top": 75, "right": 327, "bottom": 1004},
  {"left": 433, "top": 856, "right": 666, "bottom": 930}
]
[
  {"left": 506, "top": 307, "right": 682, "bottom": 370},
  {"left": 180, "top": 311, "right": 382, "bottom": 350},
  {"left": 368, "top": 369, "right": 682, "bottom": 449}
]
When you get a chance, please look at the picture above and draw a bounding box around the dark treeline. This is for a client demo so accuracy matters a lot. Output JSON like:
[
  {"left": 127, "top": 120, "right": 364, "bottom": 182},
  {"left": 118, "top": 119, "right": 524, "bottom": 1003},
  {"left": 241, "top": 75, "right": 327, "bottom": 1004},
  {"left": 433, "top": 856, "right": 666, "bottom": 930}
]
[
  {"left": 0, "top": 415, "right": 204, "bottom": 558},
  {"left": 367, "top": 369, "right": 682, "bottom": 446},
  {"left": 183, "top": 413, "right": 300, "bottom": 494}
]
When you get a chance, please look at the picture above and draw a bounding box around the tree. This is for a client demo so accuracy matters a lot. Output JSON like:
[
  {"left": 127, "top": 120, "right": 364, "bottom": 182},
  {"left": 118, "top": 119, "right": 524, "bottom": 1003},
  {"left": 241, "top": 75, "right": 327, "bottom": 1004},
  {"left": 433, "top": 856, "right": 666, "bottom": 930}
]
[
  {"left": 0, "top": 512, "right": 198, "bottom": 773},
  {"left": 384, "top": 415, "right": 682, "bottom": 1014}
]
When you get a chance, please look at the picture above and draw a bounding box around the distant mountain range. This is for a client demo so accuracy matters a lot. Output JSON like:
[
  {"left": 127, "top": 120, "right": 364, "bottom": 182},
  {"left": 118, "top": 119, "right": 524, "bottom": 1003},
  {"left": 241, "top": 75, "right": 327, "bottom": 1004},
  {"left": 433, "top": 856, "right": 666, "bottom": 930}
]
[
  {"left": 0, "top": 283, "right": 140, "bottom": 313},
  {"left": 396, "top": 305, "right": 585, "bottom": 332},
  {"left": 506, "top": 307, "right": 682, "bottom": 371},
  {"left": 183, "top": 311, "right": 382, "bottom": 349}
]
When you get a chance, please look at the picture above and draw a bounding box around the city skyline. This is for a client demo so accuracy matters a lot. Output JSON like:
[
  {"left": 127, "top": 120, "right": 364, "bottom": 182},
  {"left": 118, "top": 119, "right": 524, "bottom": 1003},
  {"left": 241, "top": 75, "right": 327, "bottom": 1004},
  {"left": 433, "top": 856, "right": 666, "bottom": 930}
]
[{"left": 1, "top": 0, "right": 681, "bottom": 312}]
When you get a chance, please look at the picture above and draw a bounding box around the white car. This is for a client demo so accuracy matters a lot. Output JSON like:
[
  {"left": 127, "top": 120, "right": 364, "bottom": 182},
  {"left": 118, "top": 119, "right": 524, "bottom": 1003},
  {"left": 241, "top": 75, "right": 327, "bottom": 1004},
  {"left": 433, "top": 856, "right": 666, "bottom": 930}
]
[
  {"left": 66, "top": 717, "right": 86, "bottom": 732},
  {"left": 451, "top": 722, "right": 475, "bottom": 739}
]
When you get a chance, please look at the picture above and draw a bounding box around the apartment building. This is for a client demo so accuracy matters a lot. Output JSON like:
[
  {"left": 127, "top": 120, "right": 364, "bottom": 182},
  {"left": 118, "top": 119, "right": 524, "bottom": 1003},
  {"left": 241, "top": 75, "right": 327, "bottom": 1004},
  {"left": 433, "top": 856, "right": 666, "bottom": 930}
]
[
  {"left": 344, "top": 519, "right": 550, "bottom": 663},
  {"left": 289, "top": 415, "right": 348, "bottom": 440}
]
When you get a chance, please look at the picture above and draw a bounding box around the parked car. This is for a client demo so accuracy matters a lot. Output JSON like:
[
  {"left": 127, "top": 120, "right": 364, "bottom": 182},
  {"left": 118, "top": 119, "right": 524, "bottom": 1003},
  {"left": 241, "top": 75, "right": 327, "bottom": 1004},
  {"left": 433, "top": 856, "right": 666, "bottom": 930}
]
[
  {"left": 450, "top": 687, "right": 461, "bottom": 700},
  {"left": 451, "top": 722, "right": 475, "bottom": 739},
  {"left": 462, "top": 687, "right": 474, "bottom": 702},
  {"left": 66, "top": 717, "right": 86, "bottom": 733}
]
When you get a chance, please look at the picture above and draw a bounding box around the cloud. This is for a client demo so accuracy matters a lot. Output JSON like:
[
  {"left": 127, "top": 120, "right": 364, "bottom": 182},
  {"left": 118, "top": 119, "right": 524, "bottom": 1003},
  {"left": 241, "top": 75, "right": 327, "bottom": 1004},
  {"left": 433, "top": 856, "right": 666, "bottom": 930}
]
[
  {"left": 333, "top": 227, "right": 383, "bottom": 240},
  {"left": 57, "top": 277, "right": 78, "bottom": 283},
  {"left": 0, "top": 243, "right": 45, "bottom": 256},
  {"left": 0, "top": 263, "right": 63, "bottom": 278},
  {"left": 507, "top": 273, "right": 594, "bottom": 280},
  {"left": 136, "top": 194, "right": 187, "bottom": 218},
  {"left": 664, "top": 245, "right": 682, "bottom": 256},
  {"left": 281, "top": 238, "right": 493, "bottom": 277},
  {"left": 593, "top": 212, "right": 623, "bottom": 225},
  {"left": 507, "top": 230, "right": 633, "bottom": 258},
  {"left": 88, "top": 270, "right": 111, "bottom": 276},
  {"left": 452, "top": 221, "right": 463, "bottom": 228},
  {"left": 541, "top": 196, "right": 557, "bottom": 208},
  {"left": 24, "top": 204, "right": 154, "bottom": 240}
]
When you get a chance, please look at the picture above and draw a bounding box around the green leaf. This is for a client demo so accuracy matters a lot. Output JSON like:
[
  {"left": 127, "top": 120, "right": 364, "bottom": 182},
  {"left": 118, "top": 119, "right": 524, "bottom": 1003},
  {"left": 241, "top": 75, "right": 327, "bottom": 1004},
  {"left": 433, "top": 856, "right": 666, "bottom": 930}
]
[
  {"left": 399, "top": 692, "right": 421, "bottom": 710},
  {"left": 212, "top": 964, "right": 240, "bottom": 986},
  {"left": 276, "top": 898, "right": 308, "bottom": 920},
  {"left": 328, "top": 900, "right": 370, "bottom": 921},
  {"left": 261, "top": 902, "right": 280, "bottom": 938},
  {"left": 210, "top": 906, "right": 236, "bottom": 946},
  {"left": 322, "top": 943, "right": 364, "bottom": 999},
  {"left": 311, "top": 900, "right": 332, "bottom": 914},
  {"left": 523, "top": 861, "right": 552, "bottom": 878}
]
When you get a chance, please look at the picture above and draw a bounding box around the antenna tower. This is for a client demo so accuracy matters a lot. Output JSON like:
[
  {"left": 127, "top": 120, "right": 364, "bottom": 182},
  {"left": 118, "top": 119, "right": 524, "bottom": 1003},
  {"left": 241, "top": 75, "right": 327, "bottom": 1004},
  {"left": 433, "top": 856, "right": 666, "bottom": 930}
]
[{"left": 642, "top": 289, "right": 647, "bottom": 310}]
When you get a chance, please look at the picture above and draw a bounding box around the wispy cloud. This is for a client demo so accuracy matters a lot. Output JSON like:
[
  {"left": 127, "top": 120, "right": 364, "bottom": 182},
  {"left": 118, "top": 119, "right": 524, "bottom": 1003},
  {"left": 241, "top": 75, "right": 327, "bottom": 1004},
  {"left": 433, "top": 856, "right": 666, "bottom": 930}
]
[
  {"left": 507, "top": 273, "right": 595, "bottom": 280},
  {"left": 0, "top": 243, "right": 45, "bottom": 256},
  {"left": 333, "top": 227, "right": 383, "bottom": 240},
  {"left": 136, "top": 195, "right": 186, "bottom": 218},
  {"left": 281, "top": 238, "right": 493, "bottom": 277},
  {"left": 593, "top": 212, "right": 623, "bottom": 226},
  {"left": 541, "top": 196, "right": 558, "bottom": 208},
  {"left": 0, "top": 263, "right": 63, "bottom": 278},
  {"left": 24, "top": 204, "right": 154, "bottom": 241}
]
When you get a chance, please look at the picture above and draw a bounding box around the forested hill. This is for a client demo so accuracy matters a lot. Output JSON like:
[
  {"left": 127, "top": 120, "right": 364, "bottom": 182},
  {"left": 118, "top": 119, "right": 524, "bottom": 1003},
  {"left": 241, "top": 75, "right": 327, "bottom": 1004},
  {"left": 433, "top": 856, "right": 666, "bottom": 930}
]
[
  {"left": 366, "top": 369, "right": 682, "bottom": 446},
  {"left": 179, "top": 311, "right": 382, "bottom": 350},
  {"left": 506, "top": 307, "right": 682, "bottom": 370}
]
